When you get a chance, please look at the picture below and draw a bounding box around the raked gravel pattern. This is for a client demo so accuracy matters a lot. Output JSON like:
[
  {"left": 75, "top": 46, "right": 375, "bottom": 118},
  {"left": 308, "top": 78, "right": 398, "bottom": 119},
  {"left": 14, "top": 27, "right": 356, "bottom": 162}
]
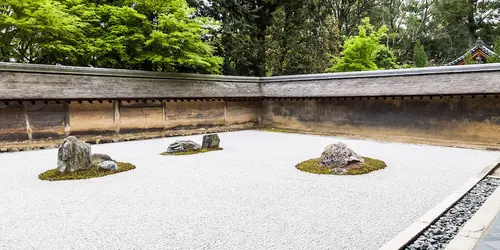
[
  {"left": 406, "top": 177, "right": 500, "bottom": 250},
  {"left": 0, "top": 131, "right": 499, "bottom": 250}
]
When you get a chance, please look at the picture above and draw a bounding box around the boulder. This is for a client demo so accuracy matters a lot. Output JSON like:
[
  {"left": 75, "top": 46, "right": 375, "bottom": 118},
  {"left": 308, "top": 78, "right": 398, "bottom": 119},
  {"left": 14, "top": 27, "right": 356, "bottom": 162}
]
[
  {"left": 57, "top": 136, "right": 92, "bottom": 173},
  {"left": 98, "top": 161, "right": 119, "bottom": 171},
  {"left": 318, "top": 142, "right": 365, "bottom": 169},
  {"left": 202, "top": 134, "right": 220, "bottom": 149},
  {"left": 166, "top": 140, "right": 201, "bottom": 154},
  {"left": 92, "top": 153, "right": 113, "bottom": 163}
]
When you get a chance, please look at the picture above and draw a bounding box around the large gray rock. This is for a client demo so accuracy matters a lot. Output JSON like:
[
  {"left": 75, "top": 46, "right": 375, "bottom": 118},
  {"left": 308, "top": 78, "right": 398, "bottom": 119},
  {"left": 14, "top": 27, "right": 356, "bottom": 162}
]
[
  {"left": 202, "top": 134, "right": 220, "bottom": 149},
  {"left": 167, "top": 140, "right": 201, "bottom": 154},
  {"left": 98, "top": 161, "right": 118, "bottom": 171},
  {"left": 318, "top": 142, "right": 365, "bottom": 169},
  {"left": 57, "top": 136, "right": 92, "bottom": 173}
]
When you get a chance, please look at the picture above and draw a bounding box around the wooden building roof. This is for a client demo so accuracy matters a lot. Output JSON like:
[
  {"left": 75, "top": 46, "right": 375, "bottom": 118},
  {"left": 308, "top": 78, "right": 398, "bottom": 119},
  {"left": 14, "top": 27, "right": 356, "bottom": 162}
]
[{"left": 446, "top": 38, "right": 498, "bottom": 66}]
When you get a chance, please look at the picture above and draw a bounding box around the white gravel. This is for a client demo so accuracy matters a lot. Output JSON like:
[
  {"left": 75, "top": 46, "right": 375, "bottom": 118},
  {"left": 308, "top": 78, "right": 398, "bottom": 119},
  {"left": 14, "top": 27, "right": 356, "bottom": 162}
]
[{"left": 0, "top": 130, "right": 498, "bottom": 250}]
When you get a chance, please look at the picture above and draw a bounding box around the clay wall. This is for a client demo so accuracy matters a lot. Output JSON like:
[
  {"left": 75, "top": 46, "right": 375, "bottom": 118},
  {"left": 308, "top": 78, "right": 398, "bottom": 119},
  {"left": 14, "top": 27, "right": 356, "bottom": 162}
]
[
  {"left": 261, "top": 96, "right": 500, "bottom": 146},
  {"left": 0, "top": 100, "right": 261, "bottom": 142},
  {"left": 1, "top": 62, "right": 499, "bottom": 149}
]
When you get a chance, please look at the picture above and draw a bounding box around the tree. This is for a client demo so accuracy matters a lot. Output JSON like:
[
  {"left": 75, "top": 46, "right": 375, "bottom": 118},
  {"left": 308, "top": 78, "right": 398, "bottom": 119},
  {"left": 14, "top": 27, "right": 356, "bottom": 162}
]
[
  {"left": 324, "top": 0, "right": 377, "bottom": 36},
  {"left": 413, "top": 40, "right": 428, "bottom": 67},
  {"left": 187, "top": 0, "right": 281, "bottom": 76},
  {"left": 0, "top": 0, "right": 222, "bottom": 73},
  {"left": 0, "top": 0, "right": 85, "bottom": 64},
  {"left": 464, "top": 52, "right": 474, "bottom": 65},
  {"left": 368, "top": 0, "right": 436, "bottom": 64},
  {"left": 435, "top": 0, "right": 500, "bottom": 46},
  {"left": 74, "top": 3, "right": 149, "bottom": 69},
  {"left": 139, "top": 0, "right": 223, "bottom": 73},
  {"left": 423, "top": 0, "right": 500, "bottom": 65},
  {"left": 326, "top": 17, "right": 397, "bottom": 72},
  {"left": 265, "top": 0, "right": 340, "bottom": 75},
  {"left": 487, "top": 37, "right": 500, "bottom": 63}
]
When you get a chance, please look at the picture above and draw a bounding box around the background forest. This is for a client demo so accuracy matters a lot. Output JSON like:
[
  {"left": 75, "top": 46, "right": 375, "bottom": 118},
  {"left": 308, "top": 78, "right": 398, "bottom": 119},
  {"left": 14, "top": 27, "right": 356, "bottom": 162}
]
[{"left": 1, "top": 0, "right": 500, "bottom": 75}]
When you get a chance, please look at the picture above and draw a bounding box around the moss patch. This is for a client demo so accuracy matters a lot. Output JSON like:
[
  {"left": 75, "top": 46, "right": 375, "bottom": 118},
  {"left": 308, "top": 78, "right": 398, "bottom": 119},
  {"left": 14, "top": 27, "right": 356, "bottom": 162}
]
[
  {"left": 39, "top": 162, "right": 136, "bottom": 181},
  {"left": 160, "top": 147, "right": 223, "bottom": 156},
  {"left": 296, "top": 157, "right": 386, "bottom": 175}
]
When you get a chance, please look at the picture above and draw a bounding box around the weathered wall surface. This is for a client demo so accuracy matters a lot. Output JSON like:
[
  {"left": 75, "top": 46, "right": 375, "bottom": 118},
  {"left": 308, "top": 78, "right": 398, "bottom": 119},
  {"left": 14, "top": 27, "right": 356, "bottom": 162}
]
[
  {"left": 119, "top": 101, "right": 165, "bottom": 132},
  {"left": 25, "top": 102, "right": 67, "bottom": 139},
  {"left": 165, "top": 101, "right": 226, "bottom": 129},
  {"left": 0, "top": 100, "right": 260, "bottom": 142},
  {"left": 261, "top": 96, "right": 500, "bottom": 146},
  {"left": 1, "top": 62, "right": 500, "bottom": 149},
  {"left": 0, "top": 103, "right": 28, "bottom": 141},
  {"left": 70, "top": 101, "right": 116, "bottom": 135}
]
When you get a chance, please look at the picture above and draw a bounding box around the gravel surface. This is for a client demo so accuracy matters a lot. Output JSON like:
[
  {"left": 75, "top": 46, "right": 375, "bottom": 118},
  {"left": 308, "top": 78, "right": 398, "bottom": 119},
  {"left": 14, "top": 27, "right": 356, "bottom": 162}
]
[
  {"left": 406, "top": 177, "right": 500, "bottom": 250},
  {"left": 0, "top": 131, "right": 498, "bottom": 250}
]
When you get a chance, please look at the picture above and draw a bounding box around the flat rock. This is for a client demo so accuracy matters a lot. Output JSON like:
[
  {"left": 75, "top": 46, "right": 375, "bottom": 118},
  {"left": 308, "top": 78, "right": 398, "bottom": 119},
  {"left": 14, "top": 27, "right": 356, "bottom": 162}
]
[
  {"left": 98, "top": 161, "right": 118, "bottom": 171},
  {"left": 57, "top": 136, "right": 92, "bottom": 173},
  {"left": 318, "top": 142, "right": 364, "bottom": 168},
  {"left": 202, "top": 134, "right": 220, "bottom": 149},
  {"left": 167, "top": 140, "right": 201, "bottom": 154},
  {"left": 92, "top": 153, "right": 113, "bottom": 163}
]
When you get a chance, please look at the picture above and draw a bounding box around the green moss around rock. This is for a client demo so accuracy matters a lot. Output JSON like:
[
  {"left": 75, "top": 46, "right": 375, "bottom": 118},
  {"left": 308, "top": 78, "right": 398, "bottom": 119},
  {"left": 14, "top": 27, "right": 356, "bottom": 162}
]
[
  {"left": 39, "top": 162, "right": 136, "bottom": 181},
  {"left": 160, "top": 147, "right": 223, "bottom": 156},
  {"left": 296, "top": 157, "right": 386, "bottom": 175}
]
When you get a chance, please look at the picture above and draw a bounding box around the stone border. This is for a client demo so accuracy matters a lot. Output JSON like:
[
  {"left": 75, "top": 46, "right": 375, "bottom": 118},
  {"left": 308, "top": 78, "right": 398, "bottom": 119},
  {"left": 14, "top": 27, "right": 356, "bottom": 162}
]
[
  {"left": 444, "top": 183, "right": 500, "bottom": 250},
  {"left": 379, "top": 159, "right": 500, "bottom": 250}
]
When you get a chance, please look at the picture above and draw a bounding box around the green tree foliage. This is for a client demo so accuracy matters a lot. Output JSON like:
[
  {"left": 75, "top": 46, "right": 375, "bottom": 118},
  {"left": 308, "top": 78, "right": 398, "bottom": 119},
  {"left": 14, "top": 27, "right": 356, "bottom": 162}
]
[
  {"left": 0, "top": 0, "right": 222, "bottom": 73},
  {"left": 0, "top": 0, "right": 85, "bottom": 64},
  {"left": 326, "top": 18, "right": 397, "bottom": 72},
  {"left": 464, "top": 52, "right": 474, "bottom": 65},
  {"left": 139, "top": 0, "right": 223, "bottom": 73},
  {"left": 413, "top": 40, "right": 428, "bottom": 67},
  {"left": 187, "top": 0, "right": 281, "bottom": 76},
  {"left": 487, "top": 37, "right": 500, "bottom": 63},
  {"left": 325, "top": 0, "right": 377, "bottom": 36},
  {"left": 3, "top": 0, "right": 500, "bottom": 75},
  {"left": 423, "top": 0, "right": 500, "bottom": 65},
  {"left": 265, "top": 0, "right": 340, "bottom": 75},
  {"left": 76, "top": 3, "right": 148, "bottom": 69}
]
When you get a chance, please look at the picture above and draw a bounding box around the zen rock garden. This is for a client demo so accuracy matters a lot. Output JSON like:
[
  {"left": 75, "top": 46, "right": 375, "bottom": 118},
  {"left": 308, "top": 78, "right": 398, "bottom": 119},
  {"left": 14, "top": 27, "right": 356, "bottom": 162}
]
[
  {"left": 162, "top": 134, "right": 222, "bottom": 156},
  {"left": 296, "top": 142, "right": 386, "bottom": 175},
  {"left": 38, "top": 136, "right": 136, "bottom": 181},
  {"left": 3, "top": 130, "right": 500, "bottom": 250},
  {"left": 38, "top": 134, "right": 385, "bottom": 182}
]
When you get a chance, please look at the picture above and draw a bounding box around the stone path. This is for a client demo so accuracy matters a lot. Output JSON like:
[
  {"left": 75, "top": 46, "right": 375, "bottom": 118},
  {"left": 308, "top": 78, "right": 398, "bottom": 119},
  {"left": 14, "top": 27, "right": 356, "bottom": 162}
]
[{"left": 475, "top": 213, "right": 500, "bottom": 250}]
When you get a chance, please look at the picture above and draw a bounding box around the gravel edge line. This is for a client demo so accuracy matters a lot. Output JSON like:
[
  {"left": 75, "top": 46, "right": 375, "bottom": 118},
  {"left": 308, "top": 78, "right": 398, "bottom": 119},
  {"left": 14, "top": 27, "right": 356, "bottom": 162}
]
[
  {"left": 380, "top": 161, "right": 500, "bottom": 250},
  {"left": 444, "top": 186, "right": 500, "bottom": 250},
  {"left": 404, "top": 177, "right": 500, "bottom": 249}
]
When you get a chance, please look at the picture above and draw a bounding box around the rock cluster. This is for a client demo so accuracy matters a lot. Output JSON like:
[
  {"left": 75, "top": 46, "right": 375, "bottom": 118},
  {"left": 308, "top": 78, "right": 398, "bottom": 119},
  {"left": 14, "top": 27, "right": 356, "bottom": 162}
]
[
  {"left": 405, "top": 177, "right": 500, "bottom": 250},
  {"left": 57, "top": 136, "right": 118, "bottom": 172},
  {"left": 166, "top": 134, "right": 221, "bottom": 154},
  {"left": 167, "top": 140, "right": 202, "bottom": 154},
  {"left": 57, "top": 136, "right": 92, "bottom": 173},
  {"left": 318, "top": 142, "right": 364, "bottom": 173}
]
